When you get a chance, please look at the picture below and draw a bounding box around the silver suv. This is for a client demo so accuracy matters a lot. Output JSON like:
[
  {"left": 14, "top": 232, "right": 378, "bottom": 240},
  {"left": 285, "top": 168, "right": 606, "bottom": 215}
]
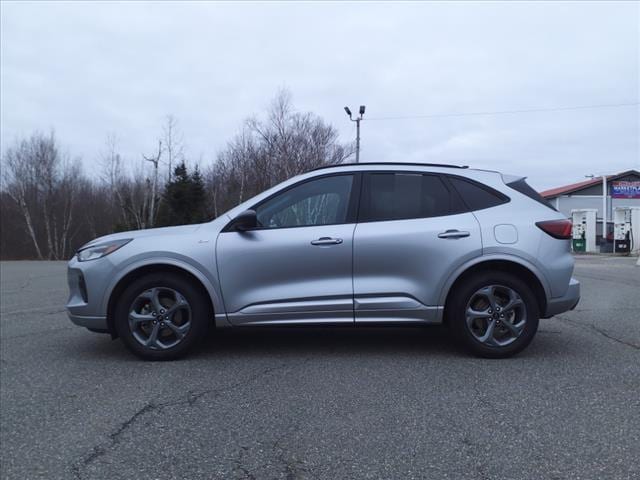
[{"left": 67, "top": 163, "right": 580, "bottom": 360}]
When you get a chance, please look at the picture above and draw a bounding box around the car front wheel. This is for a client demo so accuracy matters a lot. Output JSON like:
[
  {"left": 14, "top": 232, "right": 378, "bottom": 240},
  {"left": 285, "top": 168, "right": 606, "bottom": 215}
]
[{"left": 114, "top": 273, "right": 211, "bottom": 360}]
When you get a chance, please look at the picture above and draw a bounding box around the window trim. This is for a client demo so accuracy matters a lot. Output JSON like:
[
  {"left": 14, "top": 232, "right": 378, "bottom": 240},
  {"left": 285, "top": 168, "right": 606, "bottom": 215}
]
[
  {"left": 223, "top": 172, "right": 361, "bottom": 232},
  {"left": 356, "top": 170, "right": 463, "bottom": 223},
  {"left": 222, "top": 169, "right": 511, "bottom": 231}
]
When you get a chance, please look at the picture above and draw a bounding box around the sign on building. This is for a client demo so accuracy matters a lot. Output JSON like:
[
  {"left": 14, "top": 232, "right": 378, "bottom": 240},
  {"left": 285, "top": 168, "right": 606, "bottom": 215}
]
[{"left": 611, "top": 181, "right": 640, "bottom": 199}]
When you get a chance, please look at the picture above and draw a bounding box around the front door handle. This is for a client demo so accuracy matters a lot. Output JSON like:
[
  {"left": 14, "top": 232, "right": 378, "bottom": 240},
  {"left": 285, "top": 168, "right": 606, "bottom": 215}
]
[
  {"left": 311, "top": 237, "right": 343, "bottom": 246},
  {"left": 438, "top": 229, "right": 470, "bottom": 239}
]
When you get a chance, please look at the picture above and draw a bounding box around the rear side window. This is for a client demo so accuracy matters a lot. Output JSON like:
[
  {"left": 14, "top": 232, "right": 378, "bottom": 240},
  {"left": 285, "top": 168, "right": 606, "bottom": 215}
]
[
  {"left": 359, "top": 173, "right": 456, "bottom": 222},
  {"left": 447, "top": 177, "right": 509, "bottom": 212},
  {"left": 507, "top": 178, "right": 557, "bottom": 210}
]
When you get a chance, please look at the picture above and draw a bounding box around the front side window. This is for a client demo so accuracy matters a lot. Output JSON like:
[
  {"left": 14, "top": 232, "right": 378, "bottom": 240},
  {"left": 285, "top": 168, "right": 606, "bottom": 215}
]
[
  {"left": 255, "top": 175, "right": 354, "bottom": 228},
  {"left": 359, "top": 172, "right": 455, "bottom": 222}
]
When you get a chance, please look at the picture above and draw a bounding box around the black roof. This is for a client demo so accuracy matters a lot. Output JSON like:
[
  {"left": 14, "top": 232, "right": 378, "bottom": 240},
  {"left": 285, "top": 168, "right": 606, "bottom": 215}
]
[{"left": 311, "top": 162, "right": 469, "bottom": 172}]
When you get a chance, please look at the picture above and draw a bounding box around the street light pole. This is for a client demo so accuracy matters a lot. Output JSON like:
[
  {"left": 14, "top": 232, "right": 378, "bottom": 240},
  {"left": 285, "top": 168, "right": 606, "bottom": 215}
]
[
  {"left": 344, "top": 105, "right": 366, "bottom": 163},
  {"left": 355, "top": 116, "right": 361, "bottom": 163}
]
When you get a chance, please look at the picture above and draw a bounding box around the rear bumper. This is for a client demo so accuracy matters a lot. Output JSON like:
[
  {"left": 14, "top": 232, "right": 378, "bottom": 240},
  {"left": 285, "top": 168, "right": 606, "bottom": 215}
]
[{"left": 544, "top": 277, "right": 580, "bottom": 318}]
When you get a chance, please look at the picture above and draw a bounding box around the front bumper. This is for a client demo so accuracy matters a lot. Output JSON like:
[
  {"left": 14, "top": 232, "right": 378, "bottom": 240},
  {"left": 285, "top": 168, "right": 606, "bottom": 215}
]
[
  {"left": 68, "top": 313, "right": 108, "bottom": 330},
  {"left": 544, "top": 277, "right": 580, "bottom": 318},
  {"left": 66, "top": 256, "right": 115, "bottom": 331}
]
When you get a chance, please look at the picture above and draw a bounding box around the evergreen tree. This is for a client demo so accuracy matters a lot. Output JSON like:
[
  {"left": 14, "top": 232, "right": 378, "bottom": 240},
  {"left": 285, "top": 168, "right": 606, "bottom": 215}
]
[
  {"left": 156, "top": 162, "right": 208, "bottom": 226},
  {"left": 190, "top": 165, "right": 206, "bottom": 221}
]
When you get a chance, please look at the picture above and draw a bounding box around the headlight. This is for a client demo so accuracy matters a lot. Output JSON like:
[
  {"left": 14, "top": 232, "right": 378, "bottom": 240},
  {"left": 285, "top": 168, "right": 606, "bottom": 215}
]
[{"left": 77, "top": 239, "right": 132, "bottom": 262}]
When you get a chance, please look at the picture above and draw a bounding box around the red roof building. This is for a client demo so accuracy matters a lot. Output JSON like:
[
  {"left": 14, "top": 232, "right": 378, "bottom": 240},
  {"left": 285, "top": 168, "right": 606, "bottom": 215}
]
[
  {"left": 539, "top": 170, "right": 640, "bottom": 245},
  {"left": 540, "top": 170, "right": 640, "bottom": 199}
]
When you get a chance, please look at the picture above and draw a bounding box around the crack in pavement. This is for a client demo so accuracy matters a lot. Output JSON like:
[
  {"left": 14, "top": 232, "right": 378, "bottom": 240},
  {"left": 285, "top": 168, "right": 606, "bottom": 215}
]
[
  {"left": 271, "top": 425, "right": 316, "bottom": 480},
  {"left": 557, "top": 315, "right": 640, "bottom": 350},
  {"left": 227, "top": 357, "right": 318, "bottom": 480},
  {"left": 273, "top": 440, "right": 305, "bottom": 480},
  {"left": 5, "top": 275, "right": 34, "bottom": 294},
  {"left": 71, "top": 362, "right": 290, "bottom": 480},
  {"left": 451, "top": 374, "right": 505, "bottom": 480},
  {"left": 71, "top": 404, "right": 155, "bottom": 480},
  {"left": 20, "top": 275, "right": 33, "bottom": 291},
  {"left": 459, "top": 435, "right": 491, "bottom": 480},
  {"left": 230, "top": 434, "right": 316, "bottom": 480},
  {"left": 231, "top": 445, "right": 257, "bottom": 480}
]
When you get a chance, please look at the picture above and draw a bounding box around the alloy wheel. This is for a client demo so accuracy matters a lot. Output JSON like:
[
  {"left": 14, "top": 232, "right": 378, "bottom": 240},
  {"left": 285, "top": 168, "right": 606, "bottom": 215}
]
[
  {"left": 465, "top": 284, "right": 527, "bottom": 347},
  {"left": 128, "top": 287, "right": 192, "bottom": 350}
]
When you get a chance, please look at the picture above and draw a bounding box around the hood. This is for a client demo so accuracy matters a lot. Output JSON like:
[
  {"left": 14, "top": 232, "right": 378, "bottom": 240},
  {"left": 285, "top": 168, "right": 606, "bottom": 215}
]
[{"left": 80, "top": 223, "right": 206, "bottom": 249}]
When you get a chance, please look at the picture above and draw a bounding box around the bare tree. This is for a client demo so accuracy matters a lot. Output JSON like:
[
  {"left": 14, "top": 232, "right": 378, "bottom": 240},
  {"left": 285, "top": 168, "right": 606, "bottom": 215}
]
[
  {"left": 55, "top": 157, "right": 81, "bottom": 259},
  {"left": 162, "top": 115, "right": 184, "bottom": 182},
  {"left": 143, "top": 140, "right": 162, "bottom": 228},
  {"left": 100, "top": 134, "right": 127, "bottom": 225},
  {"left": 101, "top": 135, "right": 141, "bottom": 229},
  {"left": 1, "top": 90, "right": 352, "bottom": 258},
  {"left": 2, "top": 132, "right": 82, "bottom": 259},
  {"left": 2, "top": 137, "right": 44, "bottom": 259},
  {"left": 206, "top": 88, "right": 354, "bottom": 215}
]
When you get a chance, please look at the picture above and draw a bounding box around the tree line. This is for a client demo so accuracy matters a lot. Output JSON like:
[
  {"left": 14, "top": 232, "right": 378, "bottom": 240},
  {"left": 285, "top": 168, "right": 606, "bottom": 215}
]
[{"left": 0, "top": 90, "right": 354, "bottom": 260}]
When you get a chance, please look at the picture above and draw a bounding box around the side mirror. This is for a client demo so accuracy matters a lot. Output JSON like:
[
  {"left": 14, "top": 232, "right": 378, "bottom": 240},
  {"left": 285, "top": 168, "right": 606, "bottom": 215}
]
[{"left": 230, "top": 209, "right": 258, "bottom": 232}]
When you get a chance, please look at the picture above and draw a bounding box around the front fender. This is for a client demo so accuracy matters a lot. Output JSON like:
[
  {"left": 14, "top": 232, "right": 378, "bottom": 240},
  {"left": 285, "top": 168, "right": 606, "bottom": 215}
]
[{"left": 100, "top": 253, "right": 225, "bottom": 317}]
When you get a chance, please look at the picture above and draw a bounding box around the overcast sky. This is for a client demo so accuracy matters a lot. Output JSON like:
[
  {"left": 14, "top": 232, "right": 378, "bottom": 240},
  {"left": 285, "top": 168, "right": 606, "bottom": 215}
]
[{"left": 1, "top": 1, "right": 638, "bottom": 190}]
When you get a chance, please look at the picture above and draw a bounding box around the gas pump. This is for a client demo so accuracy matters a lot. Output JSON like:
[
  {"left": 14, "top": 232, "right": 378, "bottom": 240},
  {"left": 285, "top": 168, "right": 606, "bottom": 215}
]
[
  {"left": 571, "top": 209, "right": 597, "bottom": 253},
  {"left": 614, "top": 207, "right": 640, "bottom": 254}
]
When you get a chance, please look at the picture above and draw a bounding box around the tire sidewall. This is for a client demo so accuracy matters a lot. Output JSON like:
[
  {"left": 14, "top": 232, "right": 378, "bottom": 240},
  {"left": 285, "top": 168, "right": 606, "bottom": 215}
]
[
  {"left": 114, "top": 273, "right": 210, "bottom": 360},
  {"left": 449, "top": 271, "right": 540, "bottom": 358}
]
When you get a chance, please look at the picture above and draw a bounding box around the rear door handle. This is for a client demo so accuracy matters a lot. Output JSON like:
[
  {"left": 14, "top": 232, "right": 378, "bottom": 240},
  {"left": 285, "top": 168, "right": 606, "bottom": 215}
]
[
  {"left": 438, "top": 229, "right": 470, "bottom": 239},
  {"left": 311, "top": 237, "right": 343, "bottom": 246}
]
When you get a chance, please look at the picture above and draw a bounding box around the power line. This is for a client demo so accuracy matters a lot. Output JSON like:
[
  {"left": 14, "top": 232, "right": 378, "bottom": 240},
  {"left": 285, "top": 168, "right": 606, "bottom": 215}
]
[{"left": 365, "top": 101, "right": 640, "bottom": 121}]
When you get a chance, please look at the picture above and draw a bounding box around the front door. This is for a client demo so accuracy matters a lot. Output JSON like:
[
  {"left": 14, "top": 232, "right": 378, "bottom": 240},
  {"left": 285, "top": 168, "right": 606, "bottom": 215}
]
[{"left": 216, "top": 174, "right": 357, "bottom": 325}]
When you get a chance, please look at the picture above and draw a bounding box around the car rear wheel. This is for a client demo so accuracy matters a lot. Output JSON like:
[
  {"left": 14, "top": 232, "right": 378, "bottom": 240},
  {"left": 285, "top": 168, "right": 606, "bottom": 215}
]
[
  {"left": 114, "top": 273, "right": 211, "bottom": 360},
  {"left": 448, "top": 271, "right": 539, "bottom": 358}
]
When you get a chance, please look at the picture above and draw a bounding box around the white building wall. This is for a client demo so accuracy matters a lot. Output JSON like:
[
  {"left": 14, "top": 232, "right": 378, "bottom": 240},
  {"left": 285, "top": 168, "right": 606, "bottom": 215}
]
[
  {"left": 556, "top": 195, "right": 640, "bottom": 240},
  {"left": 556, "top": 195, "right": 640, "bottom": 220}
]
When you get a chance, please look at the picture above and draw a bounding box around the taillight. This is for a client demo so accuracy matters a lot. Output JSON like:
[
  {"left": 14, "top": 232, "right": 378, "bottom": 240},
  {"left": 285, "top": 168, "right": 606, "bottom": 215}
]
[{"left": 536, "top": 219, "right": 572, "bottom": 239}]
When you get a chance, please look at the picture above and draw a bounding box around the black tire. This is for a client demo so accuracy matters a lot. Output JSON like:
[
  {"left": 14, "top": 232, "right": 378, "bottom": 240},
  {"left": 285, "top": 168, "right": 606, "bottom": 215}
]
[
  {"left": 447, "top": 271, "right": 539, "bottom": 359},
  {"left": 114, "top": 273, "right": 211, "bottom": 360}
]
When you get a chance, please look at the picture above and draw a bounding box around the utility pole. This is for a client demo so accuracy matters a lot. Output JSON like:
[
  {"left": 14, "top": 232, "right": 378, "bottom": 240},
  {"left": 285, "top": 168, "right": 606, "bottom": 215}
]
[{"left": 344, "top": 105, "right": 366, "bottom": 163}]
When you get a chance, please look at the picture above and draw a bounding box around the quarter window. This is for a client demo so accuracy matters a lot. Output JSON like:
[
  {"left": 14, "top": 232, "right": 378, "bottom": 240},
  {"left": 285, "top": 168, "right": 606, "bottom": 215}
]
[
  {"left": 507, "top": 178, "right": 555, "bottom": 210},
  {"left": 447, "top": 177, "right": 508, "bottom": 211},
  {"left": 359, "top": 173, "right": 455, "bottom": 222},
  {"left": 255, "top": 175, "right": 354, "bottom": 228}
]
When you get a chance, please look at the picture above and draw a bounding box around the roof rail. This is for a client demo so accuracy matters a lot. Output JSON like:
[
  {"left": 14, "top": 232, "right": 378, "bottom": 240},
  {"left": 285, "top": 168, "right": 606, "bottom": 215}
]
[{"left": 311, "top": 162, "right": 469, "bottom": 172}]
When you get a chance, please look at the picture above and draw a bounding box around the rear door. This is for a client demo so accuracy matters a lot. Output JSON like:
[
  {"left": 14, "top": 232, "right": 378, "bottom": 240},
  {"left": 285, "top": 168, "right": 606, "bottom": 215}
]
[{"left": 353, "top": 171, "right": 482, "bottom": 323}]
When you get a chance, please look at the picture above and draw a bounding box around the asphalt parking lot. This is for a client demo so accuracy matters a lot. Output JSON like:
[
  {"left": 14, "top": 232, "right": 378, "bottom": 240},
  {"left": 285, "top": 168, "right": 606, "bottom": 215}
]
[{"left": 1, "top": 256, "right": 639, "bottom": 480}]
